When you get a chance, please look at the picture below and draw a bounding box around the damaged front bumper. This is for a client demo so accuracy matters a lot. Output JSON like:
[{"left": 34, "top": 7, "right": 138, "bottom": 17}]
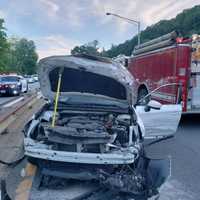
[
  {"left": 24, "top": 138, "right": 137, "bottom": 165},
  {"left": 24, "top": 138, "right": 171, "bottom": 199}
]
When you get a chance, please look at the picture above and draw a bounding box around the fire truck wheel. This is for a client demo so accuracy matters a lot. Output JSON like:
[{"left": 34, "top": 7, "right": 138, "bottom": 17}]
[{"left": 137, "top": 88, "right": 150, "bottom": 105}]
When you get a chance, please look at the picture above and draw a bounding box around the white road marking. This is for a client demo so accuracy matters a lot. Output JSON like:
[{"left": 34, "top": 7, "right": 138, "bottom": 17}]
[{"left": 2, "top": 97, "right": 24, "bottom": 108}]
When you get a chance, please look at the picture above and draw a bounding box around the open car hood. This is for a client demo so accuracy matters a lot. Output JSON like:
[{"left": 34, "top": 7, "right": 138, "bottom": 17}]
[{"left": 38, "top": 55, "right": 136, "bottom": 105}]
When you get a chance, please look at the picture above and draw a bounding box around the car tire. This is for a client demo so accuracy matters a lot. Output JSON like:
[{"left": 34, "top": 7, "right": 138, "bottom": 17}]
[{"left": 24, "top": 86, "right": 28, "bottom": 93}]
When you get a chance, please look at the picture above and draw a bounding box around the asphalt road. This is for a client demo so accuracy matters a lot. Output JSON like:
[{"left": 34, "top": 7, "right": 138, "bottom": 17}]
[
  {"left": 0, "top": 82, "right": 39, "bottom": 106},
  {"left": 0, "top": 96, "right": 17, "bottom": 106},
  {"left": 1, "top": 108, "right": 200, "bottom": 199},
  {"left": 145, "top": 114, "right": 200, "bottom": 199}
]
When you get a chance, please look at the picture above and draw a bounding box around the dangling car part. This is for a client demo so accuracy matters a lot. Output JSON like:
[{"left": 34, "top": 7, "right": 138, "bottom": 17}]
[{"left": 23, "top": 54, "right": 182, "bottom": 199}]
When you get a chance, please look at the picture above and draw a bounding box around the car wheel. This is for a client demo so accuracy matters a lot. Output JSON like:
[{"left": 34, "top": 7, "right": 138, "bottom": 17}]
[{"left": 24, "top": 86, "right": 28, "bottom": 93}]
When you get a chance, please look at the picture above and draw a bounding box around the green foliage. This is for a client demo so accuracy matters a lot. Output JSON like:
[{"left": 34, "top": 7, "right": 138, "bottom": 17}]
[
  {"left": 71, "top": 40, "right": 100, "bottom": 56},
  {"left": 104, "top": 5, "right": 200, "bottom": 58},
  {"left": 12, "top": 38, "right": 38, "bottom": 74},
  {"left": 0, "top": 19, "right": 9, "bottom": 71},
  {"left": 0, "top": 19, "right": 38, "bottom": 75}
]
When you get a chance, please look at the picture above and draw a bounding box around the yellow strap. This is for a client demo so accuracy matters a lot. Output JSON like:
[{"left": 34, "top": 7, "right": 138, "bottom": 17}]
[{"left": 52, "top": 72, "right": 62, "bottom": 127}]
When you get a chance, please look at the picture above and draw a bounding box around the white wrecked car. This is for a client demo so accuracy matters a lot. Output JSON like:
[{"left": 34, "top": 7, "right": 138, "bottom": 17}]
[{"left": 24, "top": 54, "right": 182, "bottom": 199}]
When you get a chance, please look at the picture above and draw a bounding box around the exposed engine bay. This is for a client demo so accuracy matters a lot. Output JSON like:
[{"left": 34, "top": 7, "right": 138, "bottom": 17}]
[
  {"left": 36, "top": 111, "right": 132, "bottom": 152},
  {"left": 23, "top": 55, "right": 181, "bottom": 199}
]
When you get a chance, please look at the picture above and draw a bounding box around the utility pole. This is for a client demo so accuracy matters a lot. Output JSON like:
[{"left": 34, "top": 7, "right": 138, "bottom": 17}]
[{"left": 106, "top": 12, "right": 141, "bottom": 46}]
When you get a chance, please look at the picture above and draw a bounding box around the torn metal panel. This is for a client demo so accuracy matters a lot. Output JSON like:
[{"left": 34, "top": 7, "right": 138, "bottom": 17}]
[
  {"left": 26, "top": 119, "right": 40, "bottom": 137},
  {"left": 136, "top": 104, "right": 182, "bottom": 138}
]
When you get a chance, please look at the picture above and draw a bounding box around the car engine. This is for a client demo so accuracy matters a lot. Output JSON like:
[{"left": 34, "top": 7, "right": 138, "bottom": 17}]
[{"left": 30, "top": 110, "right": 132, "bottom": 154}]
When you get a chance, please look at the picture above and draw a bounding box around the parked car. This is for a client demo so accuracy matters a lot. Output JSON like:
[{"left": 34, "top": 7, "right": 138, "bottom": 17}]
[
  {"left": 32, "top": 75, "right": 38, "bottom": 82},
  {"left": 23, "top": 55, "right": 181, "bottom": 199},
  {"left": 27, "top": 76, "right": 35, "bottom": 84},
  {"left": 0, "top": 75, "right": 18, "bottom": 95},
  {"left": 0, "top": 75, "right": 28, "bottom": 96}
]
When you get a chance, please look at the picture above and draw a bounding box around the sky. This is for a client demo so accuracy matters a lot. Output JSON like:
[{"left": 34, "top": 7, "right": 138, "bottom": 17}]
[{"left": 0, "top": 0, "right": 199, "bottom": 59}]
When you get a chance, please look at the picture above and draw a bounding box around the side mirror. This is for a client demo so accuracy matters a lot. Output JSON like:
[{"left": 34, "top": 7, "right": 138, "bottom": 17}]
[{"left": 145, "top": 100, "right": 162, "bottom": 112}]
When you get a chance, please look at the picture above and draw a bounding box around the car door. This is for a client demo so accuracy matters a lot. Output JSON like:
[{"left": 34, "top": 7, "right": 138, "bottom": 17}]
[{"left": 136, "top": 104, "right": 182, "bottom": 139}]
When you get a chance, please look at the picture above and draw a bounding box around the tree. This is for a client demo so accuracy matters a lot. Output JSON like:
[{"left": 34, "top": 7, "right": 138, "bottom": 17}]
[
  {"left": 11, "top": 38, "right": 38, "bottom": 74},
  {"left": 0, "top": 18, "right": 9, "bottom": 71},
  {"left": 71, "top": 40, "right": 100, "bottom": 56},
  {"left": 0, "top": 18, "right": 38, "bottom": 74}
]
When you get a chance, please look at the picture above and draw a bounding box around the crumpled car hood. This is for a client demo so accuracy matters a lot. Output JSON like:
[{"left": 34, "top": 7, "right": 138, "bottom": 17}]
[{"left": 38, "top": 55, "right": 136, "bottom": 105}]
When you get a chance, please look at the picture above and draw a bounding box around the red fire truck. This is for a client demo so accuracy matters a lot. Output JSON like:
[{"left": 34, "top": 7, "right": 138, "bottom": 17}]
[{"left": 128, "top": 31, "right": 200, "bottom": 113}]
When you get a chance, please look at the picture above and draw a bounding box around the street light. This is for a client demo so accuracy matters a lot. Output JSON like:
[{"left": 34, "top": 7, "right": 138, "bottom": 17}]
[{"left": 106, "top": 12, "right": 141, "bottom": 46}]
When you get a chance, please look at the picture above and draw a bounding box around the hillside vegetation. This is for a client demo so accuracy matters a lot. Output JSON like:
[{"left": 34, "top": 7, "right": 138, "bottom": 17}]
[{"left": 104, "top": 5, "right": 200, "bottom": 58}]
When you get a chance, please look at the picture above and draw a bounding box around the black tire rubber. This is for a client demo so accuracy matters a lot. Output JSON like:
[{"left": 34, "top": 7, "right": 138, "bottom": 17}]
[
  {"left": 137, "top": 88, "right": 150, "bottom": 105},
  {"left": 24, "top": 87, "right": 28, "bottom": 93}
]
